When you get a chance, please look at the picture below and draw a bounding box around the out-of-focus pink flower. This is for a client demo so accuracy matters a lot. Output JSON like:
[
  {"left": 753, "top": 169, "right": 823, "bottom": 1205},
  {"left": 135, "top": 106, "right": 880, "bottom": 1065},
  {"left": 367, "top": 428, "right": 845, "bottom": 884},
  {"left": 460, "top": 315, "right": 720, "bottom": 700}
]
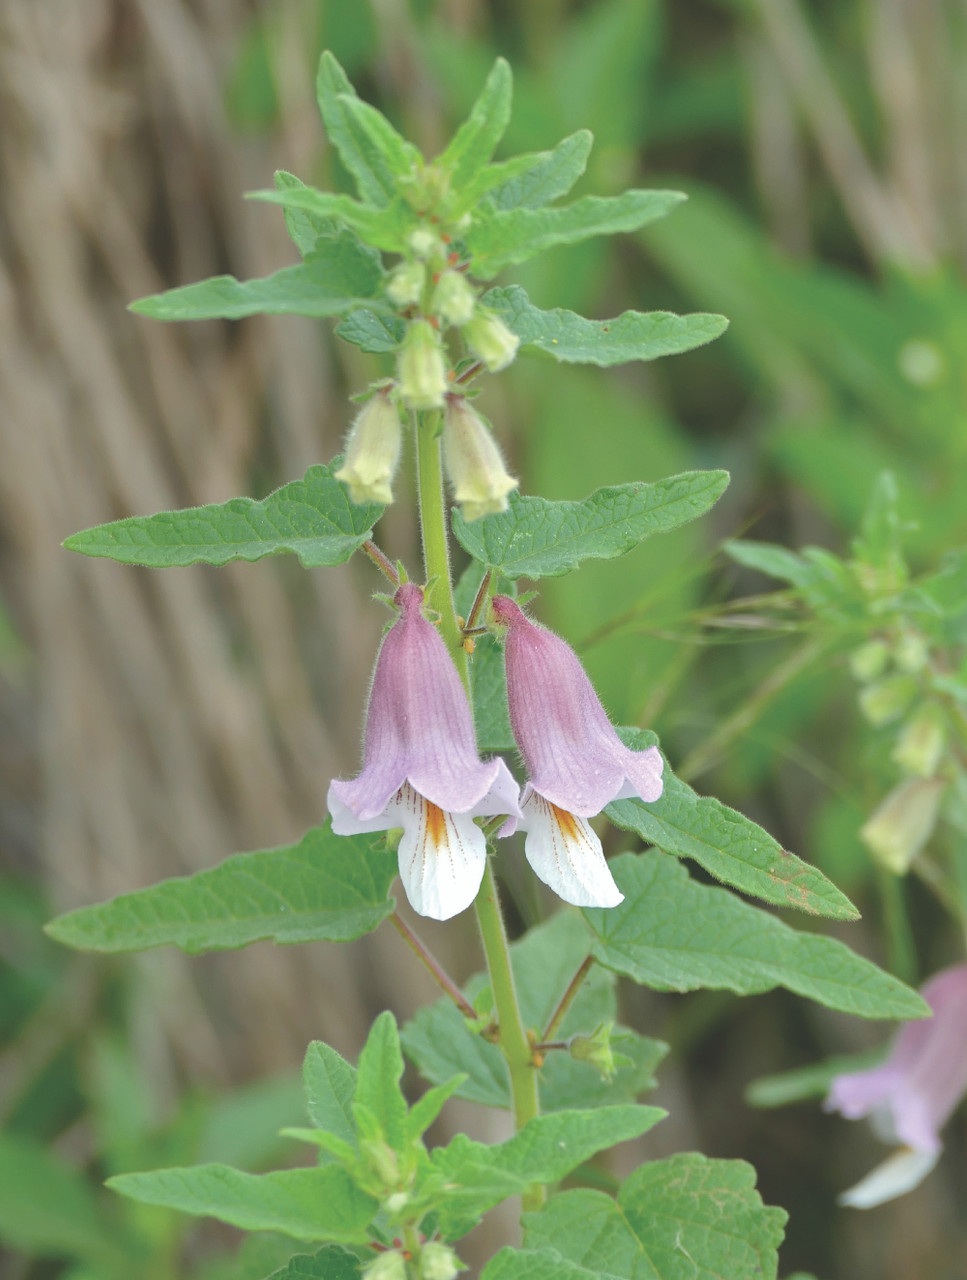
[
  {"left": 328, "top": 583, "right": 520, "bottom": 921},
  {"left": 492, "top": 595, "right": 663, "bottom": 909},
  {"left": 824, "top": 963, "right": 967, "bottom": 1207}
]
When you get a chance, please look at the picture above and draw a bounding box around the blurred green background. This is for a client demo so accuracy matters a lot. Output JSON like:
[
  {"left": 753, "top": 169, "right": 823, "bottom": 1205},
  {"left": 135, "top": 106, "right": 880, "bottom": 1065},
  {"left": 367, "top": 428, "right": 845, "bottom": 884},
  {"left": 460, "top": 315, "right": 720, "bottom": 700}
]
[{"left": 2, "top": 1, "right": 967, "bottom": 1277}]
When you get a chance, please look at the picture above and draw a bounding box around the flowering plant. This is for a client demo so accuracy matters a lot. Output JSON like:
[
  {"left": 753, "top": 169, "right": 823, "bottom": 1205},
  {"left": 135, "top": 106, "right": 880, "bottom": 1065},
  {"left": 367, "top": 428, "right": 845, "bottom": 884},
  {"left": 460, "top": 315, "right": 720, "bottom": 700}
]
[{"left": 45, "top": 54, "right": 930, "bottom": 1280}]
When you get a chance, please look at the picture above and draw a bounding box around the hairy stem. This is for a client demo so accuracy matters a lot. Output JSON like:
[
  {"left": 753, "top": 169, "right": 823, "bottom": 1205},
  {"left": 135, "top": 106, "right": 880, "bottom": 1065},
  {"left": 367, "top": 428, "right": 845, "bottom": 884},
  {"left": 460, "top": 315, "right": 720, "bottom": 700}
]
[
  {"left": 390, "top": 911, "right": 477, "bottom": 1019},
  {"left": 414, "top": 403, "right": 541, "bottom": 1208},
  {"left": 542, "top": 954, "right": 594, "bottom": 1042},
  {"left": 361, "top": 539, "right": 400, "bottom": 585}
]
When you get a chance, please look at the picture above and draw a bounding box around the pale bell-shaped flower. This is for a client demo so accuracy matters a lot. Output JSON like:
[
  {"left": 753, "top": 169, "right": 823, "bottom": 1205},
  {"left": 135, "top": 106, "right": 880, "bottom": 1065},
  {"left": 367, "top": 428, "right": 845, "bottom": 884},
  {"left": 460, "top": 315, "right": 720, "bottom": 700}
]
[
  {"left": 334, "top": 391, "right": 402, "bottom": 505},
  {"left": 891, "top": 702, "right": 946, "bottom": 778},
  {"left": 419, "top": 1242, "right": 465, "bottom": 1280},
  {"left": 328, "top": 583, "right": 520, "bottom": 921},
  {"left": 386, "top": 260, "right": 427, "bottom": 309},
  {"left": 491, "top": 595, "right": 663, "bottom": 909},
  {"left": 825, "top": 964, "right": 967, "bottom": 1207},
  {"left": 463, "top": 308, "right": 519, "bottom": 372},
  {"left": 397, "top": 318, "right": 448, "bottom": 411},
  {"left": 442, "top": 396, "right": 518, "bottom": 522},
  {"left": 432, "top": 270, "right": 476, "bottom": 328},
  {"left": 859, "top": 776, "right": 945, "bottom": 874}
]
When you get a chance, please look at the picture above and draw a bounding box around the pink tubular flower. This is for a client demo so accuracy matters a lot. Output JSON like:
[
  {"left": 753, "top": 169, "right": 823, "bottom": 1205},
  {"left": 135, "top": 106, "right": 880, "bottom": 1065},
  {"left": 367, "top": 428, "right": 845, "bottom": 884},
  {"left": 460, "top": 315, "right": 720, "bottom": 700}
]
[
  {"left": 328, "top": 583, "right": 520, "bottom": 921},
  {"left": 824, "top": 964, "right": 967, "bottom": 1207},
  {"left": 491, "top": 595, "right": 663, "bottom": 909}
]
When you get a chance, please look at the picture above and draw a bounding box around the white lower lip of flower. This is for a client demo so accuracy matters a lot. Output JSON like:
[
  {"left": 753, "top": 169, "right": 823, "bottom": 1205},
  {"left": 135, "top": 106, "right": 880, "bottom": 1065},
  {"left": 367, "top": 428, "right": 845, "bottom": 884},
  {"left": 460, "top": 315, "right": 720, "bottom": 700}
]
[
  {"left": 518, "top": 788, "right": 623, "bottom": 908},
  {"left": 837, "top": 1146, "right": 939, "bottom": 1208},
  {"left": 391, "top": 784, "right": 487, "bottom": 921}
]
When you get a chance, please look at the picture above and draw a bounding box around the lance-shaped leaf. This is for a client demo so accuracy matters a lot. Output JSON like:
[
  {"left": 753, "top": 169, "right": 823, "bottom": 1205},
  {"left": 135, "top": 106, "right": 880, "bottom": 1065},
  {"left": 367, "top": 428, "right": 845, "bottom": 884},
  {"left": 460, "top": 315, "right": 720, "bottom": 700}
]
[
  {"left": 275, "top": 170, "right": 339, "bottom": 257},
  {"left": 107, "top": 1164, "right": 377, "bottom": 1243},
  {"left": 470, "top": 633, "right": 515, "bottom": 751},
  {"left": 303, "top": 1042, "right": 358, "bottom": 1149},
  {"left": 335, "top": 93, "right": 421, "bottom": 181},
  {"left": 249, "top": 186, "right": 413, "bottom": 254},
  {"left": 45, "top": 822, "right": 397, "bottom": 955},
  {"left": 268, "top": 1247, "right": 362, "bottom": 1280},
  {"left": 517, "top": 1154, "right": 787, "bottom": 1280},
  {"left": 484, "top": 284, "right": 728, "bottom": 366},
  {"left": 436, "top": 57, "right": 512, "bottom": 192},
  {"left": 608, "top": 727, "right": 859, "bottom": 920},
  {"left": 335, "top": 308, "right": 406, "bottom": 354},
  {"left": 452, "top": 472, "right": 729, "bottom": 581},
  {"left": 62, "top": 460, "right": 385, "bottom": 569},
  {"left": 130, "top": 231, "right": 385, "bottom": 321},
  {"left": 584, "top": 853, "right": 929, "bottom": 1020},
  {"left": 490, "top": 130, "right": 593, "bottom": 211},
  {"left": 465, "top": 189, "right": 685, "bottom": 278},
  {"left": 353, "top": 1011, "right": 408, "bottom": 1153},
  {"left": 315, "top": 51, "right": 399, "bottom": 207}
]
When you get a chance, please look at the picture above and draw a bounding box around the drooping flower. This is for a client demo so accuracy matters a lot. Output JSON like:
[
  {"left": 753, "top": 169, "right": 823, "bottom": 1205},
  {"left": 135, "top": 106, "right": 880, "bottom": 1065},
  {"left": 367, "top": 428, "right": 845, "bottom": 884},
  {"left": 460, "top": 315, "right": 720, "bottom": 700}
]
[
  {"left": 859, "top": 776, "right": 945, "bottom": 874},
  {"left": 491, "top": 595, "right": 663, "bottom": 909},
  {"left": 824, "top": 963, "right": 967, "bottom": 1207},
  {"left": 397, "top": 318, "right": 447, "bottom": 410},
  {"left": 334, "top": 390, "right": 402, "bottom": 505},
  {"left": 442, "top": 395, "right": 518, "bottom": 522},
  {"left": 463, "top": 308, "right": 519, "bottom": 372},
  {"left": 328, "top": 583, "right": 520, "bottom": 921}
]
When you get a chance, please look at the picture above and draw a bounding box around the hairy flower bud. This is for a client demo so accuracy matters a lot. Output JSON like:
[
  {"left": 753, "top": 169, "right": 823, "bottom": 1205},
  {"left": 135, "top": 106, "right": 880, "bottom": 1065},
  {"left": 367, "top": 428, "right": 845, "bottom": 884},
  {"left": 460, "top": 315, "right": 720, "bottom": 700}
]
[
  {"left": 860, "top": 777, "right": 945, "bottom": 874},
  {"left": 892, "top": 703, "right": 946, "bottom": 778},
  {"left": 364, "top": 1250, "right": 408, "bottom": 1280},
  {"left": 432, "top": 270, "right": 475, "bottom": 328},
  {"left": 849, "top": 639, "right": 890, "bottom": 683},
  {"left": 398, "top": 319, "right": 447, "bottom": 410},
  {"left": 334, "top": 391, "right": 402, "bottom": 505},
  {"left": 858, "top": 674, "right": 917, "bottom": 727},
  {"left": 442, "top": 397, "right": 518, "bottom": 521},
  {"left": 419, "top": 1242, "right": 465, "bottom": 1280},
  {"left": 408, "top": 226, "right": 442, "bottom": 258},
  {"left": 386, "top": 260, "right": 427, "bottom": 309},
  {"left": 463, "top": 309, "right": 519, "bottom": 372}
]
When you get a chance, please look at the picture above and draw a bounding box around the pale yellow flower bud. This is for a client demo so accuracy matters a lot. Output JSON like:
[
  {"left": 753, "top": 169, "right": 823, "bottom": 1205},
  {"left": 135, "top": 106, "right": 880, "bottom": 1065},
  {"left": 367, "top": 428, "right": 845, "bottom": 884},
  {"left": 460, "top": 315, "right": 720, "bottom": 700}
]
[
  {"left": 860, "top": 777, "right": 946, "bottom": 874},
  {"left": 858, "top": 675, "right": 917, "bottom": 727},
  {"left": 432, "top": 270, "right": 475, "bottom": 328},
  {"left": 420, "top": 1241, "right": 465, "bottom": 1280},
  {"left": 463, "top": 309, "right": 519, "bottom": 372},
  {"left": 849, "top": 639, "right": 890, "bottom": 683},
  {"left": 443, "top": 397, "right": 518, "bottom": 521},
  {"left": 386, "top": 260, "right": 427, "bottom": 309},
  {"left": 398, "top": 319, "right": 447, "bottom": 410},
  {"left": 892, "top": 703, "right": 946, "bottom": 778},
  {"left": 364, "top": 1249, "right": 407, "bottom": 1280},
  {"left": 334, "top": 392, "right": 401, "bottom": 505}
]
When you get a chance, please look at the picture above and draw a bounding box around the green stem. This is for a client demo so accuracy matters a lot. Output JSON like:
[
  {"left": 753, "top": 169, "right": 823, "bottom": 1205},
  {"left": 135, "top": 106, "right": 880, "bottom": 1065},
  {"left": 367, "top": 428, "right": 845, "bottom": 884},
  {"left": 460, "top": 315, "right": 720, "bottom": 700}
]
[
  {"left": 413, "top": 403, "right": 542, "bottom": 1211},
  {"left": 414, "top": 409, "right": 466, "bottom": 677}
]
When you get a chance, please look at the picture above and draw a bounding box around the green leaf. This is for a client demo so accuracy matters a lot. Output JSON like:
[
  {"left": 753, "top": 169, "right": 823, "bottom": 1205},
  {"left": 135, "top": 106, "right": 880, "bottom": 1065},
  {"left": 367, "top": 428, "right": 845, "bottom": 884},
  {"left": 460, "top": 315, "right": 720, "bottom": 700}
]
[
  {"left": 723, "top": 539, "right": 819, "bottom": 590},
  {"left": 432, "top": 1106, "right": 664, "bottom": 1240},
  {"left": 470, "top": 633, "right": 514, "bottom": 751},
  {"left": 107, "top": 1164, "right": 377, "bottom": 1243},
  {"left": 465, "top": 189, "right": 686, "bottom": 278},
  {"left": 402, "top": 912, "right": 667, "bottom": 1112},
  {"left": 45, "top": 821, "right": 397, "bottom": 955},
  {"left": 452, "top": 473, "right": 729, "bottom": 580},
  {"left": 62, "top": 460, "right": 385, "bottom": 569},
  {"left": 482, "top": 1248, "right": 594, "bottom": 1280},
  {"left": 485, "top": 284, "right": 728, "bottom": 366},
  {"left": 315, "top": 50, "right": 398, "bottom": 206},
  {"left": 522, "top": 1153, "right": 787, "bottom": 1280},
  {"left": 249, "top": 186, "right": 412, "bottom": 254},
  {"left": 745, "top": 1048, "right": 887, "bottom": 1109},
  {"left": 274, "top": 171, "right": 340, "bottom": 257},
  {"left": 405, "top": 1076, "right": 468, "bottom": 1144},
  {"left": 130, "top": 231, "right": 384, "bottom": 321},
  {"left": 584, "top": 852, "right": 929, "bottom": 1020},
  {"left": 335, "top": 309, "right": 405, "bottom": 353},
  {"left": 490, "top": 130, "right": 593, "bottom": 210},
  {"left": 437, "top": 58, "right": 512, "bottom": 191},
  {"left": 267, "top": 1245, "right": 362, "bottom": 1280},
  {"left": 0, "top": 1133, "right": 120, "bottom": 1262},
  {"left": 353, "top": 1012, "right": 408, "bottom": 1153},
  {"left": 302, "top": 1043, "right": 358, "bottom": 1151},
  {"left": 334, "top": 93, "right": 421, "bottom": 180},
  {"left": 608, "top": 728, "right": 859, "bottom": 920}
]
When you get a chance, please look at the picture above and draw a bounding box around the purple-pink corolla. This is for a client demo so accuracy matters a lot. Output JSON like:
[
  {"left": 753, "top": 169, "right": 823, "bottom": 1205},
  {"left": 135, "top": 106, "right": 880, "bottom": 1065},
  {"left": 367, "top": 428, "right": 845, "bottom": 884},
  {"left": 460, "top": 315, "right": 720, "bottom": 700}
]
[
  {"left": 824, "top": 963, "right": 967, "bottom": 1207},
  {"left": 491, "top": 595, "right": 663, "bottom": 909},
  {"left": 328, "top": 583, "right": 520, "bottom": 922}
]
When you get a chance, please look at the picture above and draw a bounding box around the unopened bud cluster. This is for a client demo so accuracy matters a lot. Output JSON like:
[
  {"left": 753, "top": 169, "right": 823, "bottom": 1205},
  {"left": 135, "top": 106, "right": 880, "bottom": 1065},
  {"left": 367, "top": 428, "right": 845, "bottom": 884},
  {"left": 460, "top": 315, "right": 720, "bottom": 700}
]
[{"left": 850, "top": 628, "right": 948, "bottom": 874}]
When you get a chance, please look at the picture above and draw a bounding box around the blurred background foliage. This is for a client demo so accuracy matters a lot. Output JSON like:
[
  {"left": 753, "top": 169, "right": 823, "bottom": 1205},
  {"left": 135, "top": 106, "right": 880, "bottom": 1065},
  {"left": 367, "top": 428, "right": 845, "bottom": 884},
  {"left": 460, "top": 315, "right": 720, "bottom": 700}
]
[{"left": 2, "top": 1, "right": 967, "bottom": 1277}]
